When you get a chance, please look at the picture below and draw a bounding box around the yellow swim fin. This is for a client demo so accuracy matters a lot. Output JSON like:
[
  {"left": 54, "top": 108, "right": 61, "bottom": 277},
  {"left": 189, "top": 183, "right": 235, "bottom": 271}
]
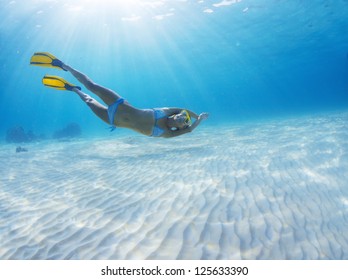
[
  {"left": 42, "top": 75, "right": 81, "bottom": 91},
  {"left": 30, "top": 52, "right": 67, "bottom": 71}
]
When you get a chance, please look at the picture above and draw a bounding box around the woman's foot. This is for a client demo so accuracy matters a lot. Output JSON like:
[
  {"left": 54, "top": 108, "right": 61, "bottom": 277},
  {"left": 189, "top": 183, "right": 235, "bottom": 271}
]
[{"left": 52, "top": 58, "right": 68, "bottom": 71}]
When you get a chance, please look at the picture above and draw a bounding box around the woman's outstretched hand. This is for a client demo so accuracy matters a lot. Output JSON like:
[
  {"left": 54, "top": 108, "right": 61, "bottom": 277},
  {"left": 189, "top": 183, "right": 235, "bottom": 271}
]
[{"left": 199, "top": 112, "right": 209, "bottom": 120}]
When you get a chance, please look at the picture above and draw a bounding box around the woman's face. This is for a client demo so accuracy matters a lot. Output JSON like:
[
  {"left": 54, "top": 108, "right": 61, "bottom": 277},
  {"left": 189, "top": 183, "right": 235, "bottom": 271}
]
[{"left": 173, "top": 113, "right": 189, "bottom": 129}]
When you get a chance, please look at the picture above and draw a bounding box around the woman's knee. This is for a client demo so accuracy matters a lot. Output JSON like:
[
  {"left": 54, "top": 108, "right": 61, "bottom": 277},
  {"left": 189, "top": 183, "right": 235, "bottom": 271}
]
[
  {"left": 85, "top": 97, "right": 97, "bottom": 106},
  {"left": 84, "top": 79, "right": 98, "bottom": 92}
]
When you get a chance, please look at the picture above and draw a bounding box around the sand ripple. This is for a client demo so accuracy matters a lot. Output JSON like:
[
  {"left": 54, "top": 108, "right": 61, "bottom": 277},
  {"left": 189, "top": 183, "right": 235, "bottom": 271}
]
[{"left": 1, "top": 111, "right": 348, "bottom": 259}]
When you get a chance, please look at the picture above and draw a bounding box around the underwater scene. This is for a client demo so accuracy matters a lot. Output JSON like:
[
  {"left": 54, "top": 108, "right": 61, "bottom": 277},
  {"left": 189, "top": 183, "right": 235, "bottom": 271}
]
[{"left": 0, "top": 0, "right": 348, "bottom": 259}]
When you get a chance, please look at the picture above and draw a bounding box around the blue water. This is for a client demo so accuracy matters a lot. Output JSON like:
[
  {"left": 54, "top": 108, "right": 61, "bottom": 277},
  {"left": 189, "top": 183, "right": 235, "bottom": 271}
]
[
  {"left": 0, "top": 0, "right": 348, "bottom": 138},
  {"left": 1, "top": 0, "right": 348, "bottom": 261}
]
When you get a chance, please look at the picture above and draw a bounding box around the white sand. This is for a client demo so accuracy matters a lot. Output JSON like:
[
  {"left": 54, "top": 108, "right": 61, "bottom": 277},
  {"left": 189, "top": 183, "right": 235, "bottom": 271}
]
[{"left": 1, "top": 111, "right": 348, "bottom": 259}]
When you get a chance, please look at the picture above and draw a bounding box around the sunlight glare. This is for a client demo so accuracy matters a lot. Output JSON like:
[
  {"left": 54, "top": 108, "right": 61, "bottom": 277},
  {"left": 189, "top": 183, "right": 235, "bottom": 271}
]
[{"left": 81, "top": 0, "right": 162, "bottom": 14}]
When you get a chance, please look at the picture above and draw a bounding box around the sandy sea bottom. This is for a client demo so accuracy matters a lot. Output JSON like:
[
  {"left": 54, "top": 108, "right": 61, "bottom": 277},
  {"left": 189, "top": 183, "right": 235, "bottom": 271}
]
[{"left": 1, "top": 111, "right": 348, "bottom": 259}]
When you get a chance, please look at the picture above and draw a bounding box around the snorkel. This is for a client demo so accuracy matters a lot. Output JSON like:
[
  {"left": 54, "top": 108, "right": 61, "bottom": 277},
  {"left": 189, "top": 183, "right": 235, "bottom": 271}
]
[{"left": 181, "top": 110, "right": 192, "bottom": 126}]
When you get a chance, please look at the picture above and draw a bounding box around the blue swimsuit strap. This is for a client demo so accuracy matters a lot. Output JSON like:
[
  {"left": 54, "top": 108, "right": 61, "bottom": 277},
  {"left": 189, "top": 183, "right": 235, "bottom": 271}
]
[
  {"left": 153, "top": 108, "right": 167, "bottom": 120},
  {"left": 151, "top": 109, "right": 167, "bottom": 137},
  {"left": 107, "top": 98, "right": 125, "bottom": 131}
]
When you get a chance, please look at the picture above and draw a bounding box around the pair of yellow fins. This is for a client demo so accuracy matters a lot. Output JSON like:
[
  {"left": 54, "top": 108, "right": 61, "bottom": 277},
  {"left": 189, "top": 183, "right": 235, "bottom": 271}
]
[{"left": 30, "top": 52, "right": 81, "bottom": 91}]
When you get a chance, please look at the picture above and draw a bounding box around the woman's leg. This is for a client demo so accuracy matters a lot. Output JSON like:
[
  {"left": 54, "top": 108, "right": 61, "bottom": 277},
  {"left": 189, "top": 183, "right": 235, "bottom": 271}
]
[
  {"left": 63, "top": 64, "right": 121, "bottom": 106},
  {"left": 72, "top": 88, "right": 109, "bottom": 124}
]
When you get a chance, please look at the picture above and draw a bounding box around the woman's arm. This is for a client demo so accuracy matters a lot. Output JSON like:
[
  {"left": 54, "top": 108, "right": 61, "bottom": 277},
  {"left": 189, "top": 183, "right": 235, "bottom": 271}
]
[
  {"left": 162, "top": 108, "right": 199, "bottom": 118},
  {"left": 161, "top": 107, "right": 182, "bottom": 116},
  {"left": 166, "top": 108, "right": 199, "bottom": 119},
  {"left": 185, "top": 109, "right": 199, "bottom": 119},
  {"left": 188, "top": 112, "right": 209, "bottom": 131}
]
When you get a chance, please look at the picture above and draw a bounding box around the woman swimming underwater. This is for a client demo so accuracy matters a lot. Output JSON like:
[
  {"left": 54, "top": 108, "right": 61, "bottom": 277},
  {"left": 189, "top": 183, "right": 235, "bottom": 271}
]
[{"left": 30, "top": 52, "right": 209, "bottom": 138}]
